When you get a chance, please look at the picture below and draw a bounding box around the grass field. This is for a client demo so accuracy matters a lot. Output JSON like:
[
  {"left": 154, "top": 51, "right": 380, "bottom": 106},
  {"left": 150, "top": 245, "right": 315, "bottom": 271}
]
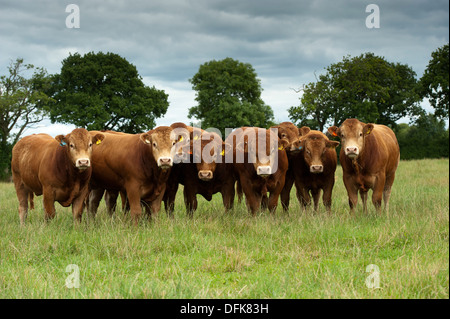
[{"left": 0, "top": 158, "right": 448, "bottom": 299}]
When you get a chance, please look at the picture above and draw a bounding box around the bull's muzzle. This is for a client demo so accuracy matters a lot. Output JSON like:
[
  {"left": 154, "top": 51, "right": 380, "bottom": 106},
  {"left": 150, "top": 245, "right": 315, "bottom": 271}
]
[
  {"left": 76, "top": 158, "right": 90, "bottom": 170},
  {"left": 257, "top": 165, "right": 272, "bottom": 177},
  {"left": 198, "top": 170, "right": 213, "bottom": 181},
  {"left": 158, "top": 157, "right": 173, "bottom": 169},
  {"left": 345, "top": 146, "right": 359, "bottom": 159},
  {"left": 310, "top": 164, "right": 324, "bottom": 173}
]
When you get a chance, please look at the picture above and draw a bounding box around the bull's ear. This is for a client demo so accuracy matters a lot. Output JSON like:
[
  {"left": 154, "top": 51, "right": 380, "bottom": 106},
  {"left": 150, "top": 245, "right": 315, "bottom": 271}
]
[
  {"left": 326, "top": 140, "right": 340, "bottom": 148},
  {"left": 55, "top": 135, "right": 67, "bottom": 146},
  {"left": 93, "top": 133, "right": 105, "bottom": 145},
  {"left": 327, "top": 126, "right": 339, "bottom": 137},
  {"left": 139, "top": 132, "right": 152, "bottom": 145},
  {"left": 222, "top": 142, "right": 232, "bottom": 155},
  {"left": 363, "top": 124, "right": 374, "bottom": 136},
  {"left": 298, "top": 126, "right": 311, "bottom": 136},
  {"left": 278, "top": 139, "right": 289, "bottom": 151}
]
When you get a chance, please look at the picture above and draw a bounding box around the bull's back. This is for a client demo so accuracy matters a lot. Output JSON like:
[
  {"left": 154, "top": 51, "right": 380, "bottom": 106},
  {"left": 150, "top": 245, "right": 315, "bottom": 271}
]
[
  {"left": 12, "top": 134, "right": 57, "bottom": 191},
  {"left": 371, "top": 125, "right": 400, "bottom": 174},
  {"left": 90, "top": 132, "right": 142, "bottom": 184}
]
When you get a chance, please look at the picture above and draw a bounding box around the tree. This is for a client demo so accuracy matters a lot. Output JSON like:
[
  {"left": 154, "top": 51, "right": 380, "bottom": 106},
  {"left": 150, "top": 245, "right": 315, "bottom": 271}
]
[
  {"left": 395, "top": 114, "right": 449, "bottom": 160},
  {"left": 0, "top": 58, "right": 52, "bottom": 179},
  {"left": 188, "top": 57, "right": 274, "bottom": 137},
  {"left": 46, "top": 52, "right": 169, "bottom": 133},
  {"left": 419, "top": 43, "right": 449, "bottom": 119},
  {"left": 289, "top": 53, "right": 421, "bottom": 131}
]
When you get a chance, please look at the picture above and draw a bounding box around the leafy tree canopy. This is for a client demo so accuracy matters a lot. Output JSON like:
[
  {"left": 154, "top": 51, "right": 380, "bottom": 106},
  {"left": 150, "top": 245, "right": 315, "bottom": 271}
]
[
  {"left": 289, "top": 53, "right": 422, "bottom": 131},
  {"left": 188, "top": 57, "right": 274, "bottom": 137},
  {"left": 419, "top": 43, "right": 449, "bottom": 119},
  {"left": 45, "top": 51, "right": 169, "bottom": 133}
]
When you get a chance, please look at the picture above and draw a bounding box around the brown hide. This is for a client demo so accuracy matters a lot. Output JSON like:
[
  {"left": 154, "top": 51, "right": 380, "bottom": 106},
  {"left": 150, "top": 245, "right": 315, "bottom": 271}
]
[
  {"left": 280, "top": 130, "right": 339, "bottom": 212},
  {"left": 164, "top": 131, "right": 236, "bottom": 217},
  {"left": 328, "top": 118, "right": 400, "bottom": 213},
  {"left": 11, "top": 128, "right": 104, "bottom": 224},
  {"left": 88, "top": 126, "right": 178, "bottom": 224},
  {"left": 226, "top": 127, "right": 289, "bottom": 215}
]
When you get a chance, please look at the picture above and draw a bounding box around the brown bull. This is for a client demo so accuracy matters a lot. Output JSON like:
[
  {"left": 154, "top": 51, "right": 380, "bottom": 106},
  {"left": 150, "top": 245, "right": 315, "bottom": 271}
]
[
  {"left": 328, "top": 118, "right": 400, "bottom": 214},
  {"left": 280, "top": 127, "right": 339, "bottom": 212},
  {"left": 227, "top": 127, "right": 289, "bottom": 215},
  {"left": 164, "top": 129, "right": 235, "bottom": 217},
  {"left": 88, "top": 126, "right": 186, "bottom": 224},
  {"left": 11, "top": 128, "right": 104, "bottom": 224}
]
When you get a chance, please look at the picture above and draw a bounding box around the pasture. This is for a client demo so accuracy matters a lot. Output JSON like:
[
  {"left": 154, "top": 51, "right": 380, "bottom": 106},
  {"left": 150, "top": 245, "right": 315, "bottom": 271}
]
[{"left": 0, "top": 158, "right": 448, "bottom": 299}]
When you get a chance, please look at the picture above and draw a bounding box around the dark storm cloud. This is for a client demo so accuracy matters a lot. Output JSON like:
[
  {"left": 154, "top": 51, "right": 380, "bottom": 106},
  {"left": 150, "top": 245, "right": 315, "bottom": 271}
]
[{"left": 1, "top": 0, "right": 448, "bottom": 129}]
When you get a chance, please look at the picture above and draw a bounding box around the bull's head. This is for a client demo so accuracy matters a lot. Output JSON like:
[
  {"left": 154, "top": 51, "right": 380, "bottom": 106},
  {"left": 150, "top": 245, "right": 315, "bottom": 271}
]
[
  {"left": 300, "top": 132, "right": 339, "bottom": 173},
  {"left": 328, "top": 119, "right": 373, "bottom": 160},
  {"left": 55, "top": 128, "right": 105, "bottom": 170}
]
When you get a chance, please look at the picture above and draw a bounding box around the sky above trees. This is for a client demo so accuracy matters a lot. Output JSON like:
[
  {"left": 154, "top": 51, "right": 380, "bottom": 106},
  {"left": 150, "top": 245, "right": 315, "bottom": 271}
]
[{"left": 0, "top": 0, "right": 448, "bottom": 136}]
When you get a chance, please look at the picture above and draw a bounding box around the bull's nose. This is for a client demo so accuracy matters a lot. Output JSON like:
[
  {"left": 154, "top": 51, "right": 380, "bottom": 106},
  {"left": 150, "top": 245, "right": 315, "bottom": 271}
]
[
  {"left": 346, "top": 146, "right": 358, "bottom": 154},
  {"left": 310, "top": 165, "right": 323, "bottom": 173},
  {"left": 257, "top": 166, "right": 272, "bottom": 177},
  {"left": 76, "top": 158, "right": 90, "bottom": 168},
  {"left": 198, "top": 170, "right": 213, "bottom": 180},
  {"left": 158, "top": 157, "right": 173, "bottom": 168}
]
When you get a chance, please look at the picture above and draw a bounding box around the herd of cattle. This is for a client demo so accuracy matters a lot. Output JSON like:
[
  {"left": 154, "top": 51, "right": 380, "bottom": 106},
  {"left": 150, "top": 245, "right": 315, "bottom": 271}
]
[{"left": 11, "top": 119, "right": 400, "bottom": 225}]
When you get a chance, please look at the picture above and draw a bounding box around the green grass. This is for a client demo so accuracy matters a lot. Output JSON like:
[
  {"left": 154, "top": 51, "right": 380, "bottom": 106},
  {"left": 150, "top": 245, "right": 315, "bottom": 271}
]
[{"left": 0, "top": 159, "right": 448, "bottom": 298}]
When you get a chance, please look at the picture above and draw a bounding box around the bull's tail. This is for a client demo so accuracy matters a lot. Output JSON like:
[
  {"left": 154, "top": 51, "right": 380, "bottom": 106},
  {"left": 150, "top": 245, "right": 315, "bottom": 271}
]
[{"left": 28, "top": 192, "right": 35, "bottom": 210}]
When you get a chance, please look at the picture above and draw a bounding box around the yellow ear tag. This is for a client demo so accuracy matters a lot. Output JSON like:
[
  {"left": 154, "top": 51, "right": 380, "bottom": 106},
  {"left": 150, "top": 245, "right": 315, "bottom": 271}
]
[
  {"left": 178, "top": 136, "right": 184, "bottom": 142},
  {"left": 194, "top": 135, "right": 199, "bottom": 140},
  {"left": 366, "top": 129, "right": 371, "bottom": 135},
  {"left": 96, "top": 140, "right": 102, "bottom": 145},
  {"left": 278, "top": 146, "right": 284, "bottom": 151},
  {"left": 220, "top": 150, "right": 225, "bottom": 156}
]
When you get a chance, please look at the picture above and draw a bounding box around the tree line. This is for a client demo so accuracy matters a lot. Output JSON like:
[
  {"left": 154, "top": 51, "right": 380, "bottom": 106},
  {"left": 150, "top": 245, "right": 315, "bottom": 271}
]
[{"left": 1, "top": 44, "right": 448, "bottom": 179}]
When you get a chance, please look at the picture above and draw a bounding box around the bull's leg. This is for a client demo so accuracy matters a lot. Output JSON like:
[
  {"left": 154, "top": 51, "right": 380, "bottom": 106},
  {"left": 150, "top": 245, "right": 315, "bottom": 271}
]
[
  {"left": 222, "top": 182, "right": 235, "bottom": 212},
  {"left": 261, "top": 194, "right": 269, "bottom": 210},
  {"left": 183, "top": 186, "right": 197, "bottom": 218},
  {"left": 322, "top": 181, "right": 334, "bottom": 214},
  {"left": 280, "top": 174, "right": 294, "bottom": 212},
  {"left": 42, "top": 187, "right": 56, "bottom": 221},
  {"left": 126, "top": 186, "right": 142, "bottom": 226},
  {"left": 104, "top": 190, "right": 119, "bottom": 216},
  {"left": 311, "top": 188, "right": 321, "bottom": 212},
  {"left": 343, "top": 176, "right": 358, "bottom": 214},
  {"left": 14, "top": 179, "right": 29, "bottom": 225},
  {"left": 88, "top": 189, "right": 104, "bottom": 217},
  {"left": 372, "top": 175, "right": 386, "bottom": 215},
  {"left": 295, "top": 183, "right": 310, "bottom": 211},
  {"left": 360, "top": 190, "right": 368, "bottom": 214},
  {"left": 236, "top": 180, "right": 243, "bottom": 203},
  {"left": 164, "top": 183, "right": 178, "bottom": 218},
  {"left": 72, "top": 189, "right": 89, "bottom": 223},
  {"left": 383, "top": 172, "right": 396, "bottom": 216},
  {"left": 268, "top": 192, "right": 281, "bottom": 215}
]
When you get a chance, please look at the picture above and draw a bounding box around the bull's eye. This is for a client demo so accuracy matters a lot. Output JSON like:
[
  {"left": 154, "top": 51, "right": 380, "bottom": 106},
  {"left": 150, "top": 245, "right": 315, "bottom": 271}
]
[
  {"left": 89, "top": 143, "right": 93, "bottom": 148},
  {"left": 306, "top": 149, "right": 311, "bottom": 155},
  {"left": 359, "top": 132, "right": 363, "bottom": 137},
  {"left": 340, "top": 134, "right": 345, "bottom": 138},
  {"left": 172, "top": 141, "right": 176, "bottom": 146},
  {"left": 281, "top": 133, "right": 287, "bottom": 138},
  {"left": 153, "top": 142, "right": 157, "bottom": 148},
  {"left": 70, "top": 144, "right": 75, "bottom": 149}
]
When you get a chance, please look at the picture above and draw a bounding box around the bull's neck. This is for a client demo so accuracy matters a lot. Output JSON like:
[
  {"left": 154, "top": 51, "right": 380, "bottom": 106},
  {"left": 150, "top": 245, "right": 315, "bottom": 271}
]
[
  {"left": 54, "top": 145, "right": 90, "bottom": 182},
  {"left": 138, "top": 141, "right": 161, "bottom": 179}
]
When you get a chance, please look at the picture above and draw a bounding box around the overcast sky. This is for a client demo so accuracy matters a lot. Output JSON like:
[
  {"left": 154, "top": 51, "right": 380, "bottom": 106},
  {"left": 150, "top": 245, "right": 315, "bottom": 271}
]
[{"left": 1, "top": 0, "right": 448, "bottom": 136}]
